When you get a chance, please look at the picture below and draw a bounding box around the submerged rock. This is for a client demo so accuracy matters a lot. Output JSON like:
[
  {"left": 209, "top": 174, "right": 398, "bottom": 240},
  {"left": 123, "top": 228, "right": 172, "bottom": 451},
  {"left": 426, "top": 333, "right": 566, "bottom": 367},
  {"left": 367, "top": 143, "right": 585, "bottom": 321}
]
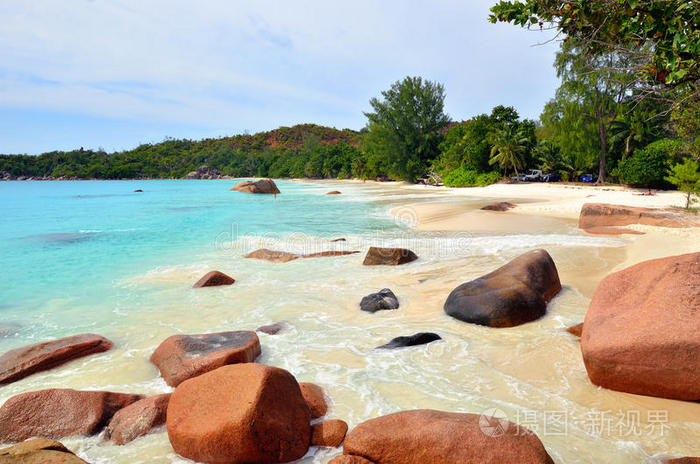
[
  {"left": 360, "top": 288, "right": 399, "bottom": 313},
  {"left": 342, "top": 409, "right": 554, "bottom": 464},
  {"left": 256, "top": 322, "right": 286, "bottom": 335},
  {"left": 231, "top": 178, "right": 280, "bottom": 194},
  {"left": 481, "top": 201, "right": 515, "bottom": 211},
  {"left": 0, "top": 333, "right": 113, "bottom": 385},
  {"left": 578, "top": 203, "right": 697, "bottom": 229},
  {"left": 105, "top": 394, "right": 171, "bottom": 445},
  {"left": 311, "top": 419, "right": 348, "bottom": 448},
  {"left": 192, "top": 270, "right": 235, "bottom": 288},
  {"left": 377, "top": 333, "right": 441, "bottom": 349},
  {"left": 244, "top": 248, "right": 358, "bottom": 262},
  {"left": 443, "top": 249, "right": 561, "bottom": 328},
  {"left": 0, "top": 389, "right": 143, "bottom": 442},
  {"left": 245, "top": 248, "right": 299, "bottom": 262},
  {"left": 299, "top": 382, "right": 328, "bottom": 419},
  {"left": 0, "top": 439, "right": 90, "bottom": 464},
  {"left": 326, "top": 190, "right": 342, "bottom": 195},
  {"left": 581, "top": 252, "right": 700, "bottom": 400},
  {"left": 167, "top": 364, "right": 311, "bottom": 464},
  {"left": 150, "top": 331, "right": 261, "bottom": 387},
  {"left": 362, "top": 247, "right": 418, "bottom": 266}
]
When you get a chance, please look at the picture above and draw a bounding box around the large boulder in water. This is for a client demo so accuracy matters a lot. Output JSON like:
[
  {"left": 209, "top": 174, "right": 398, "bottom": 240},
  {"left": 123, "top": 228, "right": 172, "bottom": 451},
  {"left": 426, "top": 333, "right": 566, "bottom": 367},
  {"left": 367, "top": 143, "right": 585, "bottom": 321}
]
[
  {"left": 0, "top": 439, "right": 90, "bottom": 464},
  {"left": 578, "top": 203, "right": 697, "bottom": 229},
  {"left": 192, "top": 270, "right": 235, "bottom": 288},
  {"left": 231, "top": 178, "right": 280, "bottom": 194},
  {"left": 0, "top": 389, "right": 143, "bottom": 442},
  {"left": 150, "top": 331, "right": 261, "bottom": 387},
  {"left": 581, "top": 252, "right": 700, "bottom": 400},
  {"left": 363, "top": 247, "right": 418, "bottom": 266},
  {"left": 443, "top": 249, "right": 561, "bottom": 328},
  {"left": 360, "top": 288, "right": 399, "bottom": 313},
  {"left": 0, "top": 334, "right": 113, "bottom": 385},
  {"left": 341, "top": 409, "right": 553, "bottom": 464},
  {"left": 104, "top": 393, "right": 171, "bottom": 445},
  {"left": 166, "top": 363, "right": 311, "bottom": 463}
]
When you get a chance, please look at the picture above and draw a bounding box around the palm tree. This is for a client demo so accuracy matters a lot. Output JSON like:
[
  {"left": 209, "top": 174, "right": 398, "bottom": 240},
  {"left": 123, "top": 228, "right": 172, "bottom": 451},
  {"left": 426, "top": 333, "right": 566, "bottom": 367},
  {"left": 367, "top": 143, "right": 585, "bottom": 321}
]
[
  {"left": 489, "top": 126, "right": 527, "bottom": 180},
  {"left": 535, "top": 140, "right": 573, "bottom": 174}
]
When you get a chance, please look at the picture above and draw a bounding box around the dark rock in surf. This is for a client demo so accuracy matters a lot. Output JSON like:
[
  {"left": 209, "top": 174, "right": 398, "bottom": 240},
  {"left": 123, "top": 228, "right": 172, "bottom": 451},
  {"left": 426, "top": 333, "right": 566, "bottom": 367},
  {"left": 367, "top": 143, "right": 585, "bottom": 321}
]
[
  {"left": 192, "top": 270, "right": 235, "bottom": 288},
  {"left": 362, "top": 247, "right": 417, "bottom": 266},
  {"left": 256, "top": 322, "right": 286, "bottom": 335},
  {"left": 443, "top": 249, "right": 562, "bottom": 328},
  {"left": 377, "top": 333, "right": 442, "bottom": 349},
  {"left": 360, "top": 289, "right": 399, "bottom": 313}
]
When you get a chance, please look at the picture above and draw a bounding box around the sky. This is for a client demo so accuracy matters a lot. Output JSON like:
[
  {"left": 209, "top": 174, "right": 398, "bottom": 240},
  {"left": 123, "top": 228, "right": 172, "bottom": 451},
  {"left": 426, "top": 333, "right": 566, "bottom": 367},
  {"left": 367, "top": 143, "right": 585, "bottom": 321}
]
[{"left": 0, "top": 0, "right": 561, "bottom": 155}]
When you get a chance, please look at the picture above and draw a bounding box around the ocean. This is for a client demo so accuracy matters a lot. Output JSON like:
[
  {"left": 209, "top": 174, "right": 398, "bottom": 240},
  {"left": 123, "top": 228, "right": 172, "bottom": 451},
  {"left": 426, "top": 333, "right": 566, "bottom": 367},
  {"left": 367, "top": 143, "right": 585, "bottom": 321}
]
[{"left": 0, "top": 180, "right": 695, "bottom": 463}]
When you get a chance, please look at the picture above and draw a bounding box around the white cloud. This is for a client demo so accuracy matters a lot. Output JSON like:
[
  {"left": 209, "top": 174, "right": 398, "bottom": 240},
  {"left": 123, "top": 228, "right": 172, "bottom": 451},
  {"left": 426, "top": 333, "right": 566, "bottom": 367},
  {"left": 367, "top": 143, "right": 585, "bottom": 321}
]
[{"left": 0, "top": 0, "right": 561, "bottom": 151}]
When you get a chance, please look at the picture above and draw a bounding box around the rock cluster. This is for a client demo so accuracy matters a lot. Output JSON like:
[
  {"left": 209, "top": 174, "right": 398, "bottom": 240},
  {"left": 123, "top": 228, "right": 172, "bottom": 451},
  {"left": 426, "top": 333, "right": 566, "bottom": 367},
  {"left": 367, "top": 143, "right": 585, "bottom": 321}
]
[{"left": 185, "top": 165, "right": 224, "bottom": 179}]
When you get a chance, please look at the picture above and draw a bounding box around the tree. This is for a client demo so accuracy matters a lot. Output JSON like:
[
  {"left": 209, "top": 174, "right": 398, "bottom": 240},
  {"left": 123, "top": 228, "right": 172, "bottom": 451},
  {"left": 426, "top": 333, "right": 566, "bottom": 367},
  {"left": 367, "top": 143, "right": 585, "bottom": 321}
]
[
  {"left": 489, "top": 125, "right": 528, "bottom": 178},
  {"left": 489, "top": 0, "right": 700, "bottom": 91},
  {"left": 364, "top": 76, "right": 451, "bottom": 181},
  {"left": 666, "top": 158, "right": 700, "bottom": 209},
  {"left": 534, "top": 139, "right": 572, "bottom": 174},
  {"left": 553, "top": 42, "right": 638, "bottom": 182}
]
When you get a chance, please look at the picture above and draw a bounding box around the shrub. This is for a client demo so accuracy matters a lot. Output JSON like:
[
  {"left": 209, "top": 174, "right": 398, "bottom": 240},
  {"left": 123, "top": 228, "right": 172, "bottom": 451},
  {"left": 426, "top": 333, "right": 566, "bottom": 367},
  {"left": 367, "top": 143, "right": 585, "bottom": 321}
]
[
  {"left": 442, "top": 167, "right": 499, "bottom": 187},
  {"left": 612, "top": 139, "right": 682, "bottom": 188}
]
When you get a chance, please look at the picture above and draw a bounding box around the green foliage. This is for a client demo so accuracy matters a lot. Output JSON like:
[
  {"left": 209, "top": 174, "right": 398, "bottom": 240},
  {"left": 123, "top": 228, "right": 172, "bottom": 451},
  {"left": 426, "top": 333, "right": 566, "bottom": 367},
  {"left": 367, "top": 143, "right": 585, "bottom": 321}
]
[
  {"left": 0, "top": 125, "right": 363, "bottom": 180},
  {"left": 670, "top": 90, "right": 700, "bottom": 158},
  {"left": 434, "top": 106, "right": 536, "bottom": 175},
  {"left": 612, "top": 139, "right": 682, "bottom": 187},
  {"left": 489, "top": 0, "right": 700, "bottom": 86},
  {"left": 442, "top": 167, "right": 500, "bottom": 187},
  {"left": 363, "top": 76, "right": 451, "bottom": 181},
  {"left": 666, "top": 158, "right": 700, "bottom": 209},
  {"left": 488, "top": 125, "right": 528, "bottom": 177}
]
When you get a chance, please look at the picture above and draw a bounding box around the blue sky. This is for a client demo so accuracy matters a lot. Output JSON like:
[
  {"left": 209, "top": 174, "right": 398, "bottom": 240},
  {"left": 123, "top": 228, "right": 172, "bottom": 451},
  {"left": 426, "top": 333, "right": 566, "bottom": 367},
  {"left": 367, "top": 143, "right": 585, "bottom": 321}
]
[{"left": 0, "top": 1, "right": 561, "bottom": 155}]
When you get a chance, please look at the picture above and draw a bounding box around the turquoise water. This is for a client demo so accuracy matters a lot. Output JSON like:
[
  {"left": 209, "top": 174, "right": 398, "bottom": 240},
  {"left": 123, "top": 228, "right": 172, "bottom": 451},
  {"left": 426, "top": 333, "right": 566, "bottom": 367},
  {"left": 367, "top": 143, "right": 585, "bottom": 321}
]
[{"left": 0, "top": 180, "right": 392, "bottom": 348}]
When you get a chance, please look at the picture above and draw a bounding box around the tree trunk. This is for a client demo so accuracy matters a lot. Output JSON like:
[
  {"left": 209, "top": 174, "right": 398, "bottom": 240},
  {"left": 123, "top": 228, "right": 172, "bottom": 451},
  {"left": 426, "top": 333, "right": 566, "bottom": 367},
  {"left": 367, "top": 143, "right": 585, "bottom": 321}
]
[
  {"left": 596, "top": 104, "right": 608, "bottom": 184},
  {"left": 513, "top": 159, "right": 520, "bottom": 182}
]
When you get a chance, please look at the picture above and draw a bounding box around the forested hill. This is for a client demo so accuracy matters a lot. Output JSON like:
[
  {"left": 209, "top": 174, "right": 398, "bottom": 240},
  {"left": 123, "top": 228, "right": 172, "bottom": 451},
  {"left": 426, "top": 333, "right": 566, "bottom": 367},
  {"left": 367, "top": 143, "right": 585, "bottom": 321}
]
[{"left": 0, "top": 124, "right": 363, "bottom": 180}]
